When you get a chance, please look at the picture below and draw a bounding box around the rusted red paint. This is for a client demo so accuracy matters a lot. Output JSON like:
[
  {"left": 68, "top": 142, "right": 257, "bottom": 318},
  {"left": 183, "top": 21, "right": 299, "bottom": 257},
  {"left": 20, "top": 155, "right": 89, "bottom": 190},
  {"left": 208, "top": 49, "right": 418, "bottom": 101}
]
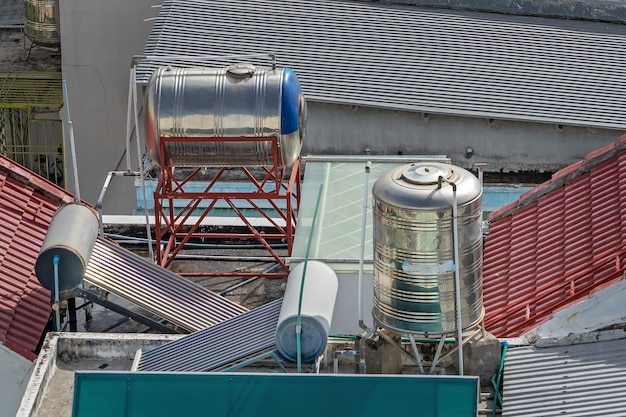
[
  {"left": 484, "top": 133, "right": 626, "bottom": 337},
  {"left": 0, "top": 154, "right": 73, "bottom": 359}
]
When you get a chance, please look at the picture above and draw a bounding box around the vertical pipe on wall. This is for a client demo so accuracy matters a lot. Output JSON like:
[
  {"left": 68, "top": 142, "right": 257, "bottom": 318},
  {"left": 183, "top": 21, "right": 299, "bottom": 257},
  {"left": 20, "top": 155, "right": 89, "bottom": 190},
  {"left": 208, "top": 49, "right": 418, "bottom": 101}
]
[{"left": 438, "top": 175, "right": 464, "bottom": 375}]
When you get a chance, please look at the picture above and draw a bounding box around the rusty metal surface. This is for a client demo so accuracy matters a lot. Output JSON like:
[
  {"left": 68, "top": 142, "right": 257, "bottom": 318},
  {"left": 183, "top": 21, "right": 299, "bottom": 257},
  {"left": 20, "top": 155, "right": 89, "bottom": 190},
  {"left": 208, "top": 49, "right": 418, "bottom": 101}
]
[
  {"left": 483, "top": 134, "right": 626, "bottom": 337},
  {"left": 0, "top": 153, "right": 73, "bottom": 359}
]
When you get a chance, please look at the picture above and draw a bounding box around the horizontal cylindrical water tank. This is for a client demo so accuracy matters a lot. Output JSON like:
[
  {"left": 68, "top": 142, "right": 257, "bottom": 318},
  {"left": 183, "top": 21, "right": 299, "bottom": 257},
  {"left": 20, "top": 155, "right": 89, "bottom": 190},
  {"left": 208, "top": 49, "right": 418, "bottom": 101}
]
[
  {"left": 24, "top": 0, "right": 61, "bottom": 47},
  {"left": 144, "top": 64, "right": 307, "bottom": 169},
  {"left": 35, "top": 204, "right": 99, "bottom": 295},
  {"left": 372, "top": 162, "right": 483, "bottom": 336},
  {"left": 275, "top": 261, "right": 338, "bottom": 363}
]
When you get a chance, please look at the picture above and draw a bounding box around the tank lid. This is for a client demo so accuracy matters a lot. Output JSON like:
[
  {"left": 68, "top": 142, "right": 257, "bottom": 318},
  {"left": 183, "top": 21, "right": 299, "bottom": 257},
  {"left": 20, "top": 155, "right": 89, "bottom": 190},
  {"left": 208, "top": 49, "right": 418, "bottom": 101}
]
[
  {"left": 401, "top": 164, "right": 451, "bottom": 185},
  {"left": 227, "top": 63, "right": 257, "bottom": 78}
]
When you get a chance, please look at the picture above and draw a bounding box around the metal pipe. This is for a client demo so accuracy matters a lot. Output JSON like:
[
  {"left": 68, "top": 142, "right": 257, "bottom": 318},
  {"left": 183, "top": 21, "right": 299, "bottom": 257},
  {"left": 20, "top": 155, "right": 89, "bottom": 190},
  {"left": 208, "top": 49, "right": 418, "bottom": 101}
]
[
  {"left": 358, "top": 161, "right": 372, "bottom": 330},
  {"left": 96, "top": 170, "right": 140, "bottom": 236},
  {"left": 303, "top": 155, "right": 451, "bottom": 163},
  {"left": 357, "top": 161, "right": 375, "bottom": 375},
  {"left": 218, "top": 264, "right": 280, "bottom": 296},
  {"left": 438, "top": 175, "right": 464, "bottom": 375},
  {"left": 409, "top": 334, "right": 425, "bottom": 374},
  {"left": 333, "top": 349, "right": 358, "bottom": 373},
  {"left": 131, "top": 66, "right": 155, "bottom": 261},
  {"left": 62, "top": 80, "right": 81, "bottom": 203},
  {"left": 125, "top": 67, "right": 134, "bottom": 171}
]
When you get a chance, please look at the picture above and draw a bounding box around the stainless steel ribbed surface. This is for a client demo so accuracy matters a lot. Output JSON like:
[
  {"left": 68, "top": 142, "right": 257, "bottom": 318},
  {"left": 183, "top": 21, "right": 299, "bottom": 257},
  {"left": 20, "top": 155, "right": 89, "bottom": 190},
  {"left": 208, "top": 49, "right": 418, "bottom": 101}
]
[
  {"left": 135, "top": 0, "right": 626, "bottom": 130},
  {"left": 372, "top": 163, "right": 483, "bottom": 335},
  {"left": 84, "top": 238, "right": 248, "bottom": 332},
  {"left": 138, "top": 298, "right": 282, "bottom": 372}
]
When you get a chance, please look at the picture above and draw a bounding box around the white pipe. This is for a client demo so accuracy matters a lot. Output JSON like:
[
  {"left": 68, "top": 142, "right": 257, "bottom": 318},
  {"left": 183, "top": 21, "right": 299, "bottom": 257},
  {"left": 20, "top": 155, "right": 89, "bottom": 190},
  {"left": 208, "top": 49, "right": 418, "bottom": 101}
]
[
  {"left": 438, "top": 176, "right": 464, "bottom": 376},
  {"left": 358, "top": 161, "right": 372, "bottom": 328},
  {"left": 333, "top": 349, "right": 358, "bottom": 373},
  {"left": 62, "top": 80, "right": 81, "bottom": 203},
  {"left": 124, "top": 68, "right": 134, "bottom": 171},
  {"left": 130, "top": 66, "right": 155, "bottom": 261}
]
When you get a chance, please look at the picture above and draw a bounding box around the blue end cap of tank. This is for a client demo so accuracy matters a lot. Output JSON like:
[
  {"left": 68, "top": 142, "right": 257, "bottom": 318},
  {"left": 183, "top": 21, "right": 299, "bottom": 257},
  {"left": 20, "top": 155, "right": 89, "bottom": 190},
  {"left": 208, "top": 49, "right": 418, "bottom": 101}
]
[{"left": 280, "top": 67, "right": 302, "bottom": 135}]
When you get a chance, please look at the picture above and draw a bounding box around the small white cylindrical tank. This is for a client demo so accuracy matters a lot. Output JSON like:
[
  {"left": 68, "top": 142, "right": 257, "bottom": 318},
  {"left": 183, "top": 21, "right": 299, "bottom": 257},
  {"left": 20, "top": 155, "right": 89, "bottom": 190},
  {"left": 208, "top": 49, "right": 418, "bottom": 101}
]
[
  {"left": 35, "top": 203, "right": 99, "bottom": 295},
  {"left": 275, "top": 261, "right": 338, "bottom": 363}
]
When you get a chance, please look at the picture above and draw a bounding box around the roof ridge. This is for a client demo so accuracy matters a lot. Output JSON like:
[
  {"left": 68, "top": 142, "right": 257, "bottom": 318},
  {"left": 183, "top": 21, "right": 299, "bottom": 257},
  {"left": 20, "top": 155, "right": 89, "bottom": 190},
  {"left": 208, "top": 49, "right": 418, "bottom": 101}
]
[{"left": 488, "top": 133, "right": 626, "bottom": 222}]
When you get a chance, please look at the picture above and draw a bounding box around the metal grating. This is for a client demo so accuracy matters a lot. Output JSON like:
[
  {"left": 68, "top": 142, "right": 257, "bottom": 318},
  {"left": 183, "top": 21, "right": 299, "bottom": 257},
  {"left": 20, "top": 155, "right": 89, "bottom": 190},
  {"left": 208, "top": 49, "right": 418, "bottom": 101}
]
[
  {"left": 0, "top": 72, "right": 63, "bottom": 108},
  {"left": 138, "top": 298, "right": 282, "bottom": 372},
  {"left": 136, "top": 0, "right": 626, "bottom": 130},
  {"left": 502, "top": 339, "right": 626, "bottom": 416},
  {"left": 84, "top": 238, "right": 248, "bottom": 333},
  {"left": 483, "top": 134, "right": 626, "bottom": 337}
]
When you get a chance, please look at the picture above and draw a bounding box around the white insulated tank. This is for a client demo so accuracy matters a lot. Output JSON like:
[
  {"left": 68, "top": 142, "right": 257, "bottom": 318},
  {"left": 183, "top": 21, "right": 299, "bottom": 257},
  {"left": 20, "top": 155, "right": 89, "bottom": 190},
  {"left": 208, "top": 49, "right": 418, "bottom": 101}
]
[{"left": 275, "top": 261, "right": 338, "bottom": 363}]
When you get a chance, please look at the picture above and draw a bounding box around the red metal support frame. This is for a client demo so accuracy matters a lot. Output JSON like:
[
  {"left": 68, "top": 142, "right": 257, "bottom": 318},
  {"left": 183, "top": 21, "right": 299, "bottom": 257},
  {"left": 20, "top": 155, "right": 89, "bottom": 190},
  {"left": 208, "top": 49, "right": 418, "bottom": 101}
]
[{"left": 153, "top": 136, "right": 301, "bottom": 278}]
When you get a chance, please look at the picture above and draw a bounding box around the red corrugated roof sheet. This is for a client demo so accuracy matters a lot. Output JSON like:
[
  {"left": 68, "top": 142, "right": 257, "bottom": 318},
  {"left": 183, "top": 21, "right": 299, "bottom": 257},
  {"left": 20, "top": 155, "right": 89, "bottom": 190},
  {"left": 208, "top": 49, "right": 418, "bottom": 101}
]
[
  {"left": 0, "top": 154, "right": 73, "bottom": 360},
  {"left": 483, "top": 134, "right": 626, "bottom": 337}
]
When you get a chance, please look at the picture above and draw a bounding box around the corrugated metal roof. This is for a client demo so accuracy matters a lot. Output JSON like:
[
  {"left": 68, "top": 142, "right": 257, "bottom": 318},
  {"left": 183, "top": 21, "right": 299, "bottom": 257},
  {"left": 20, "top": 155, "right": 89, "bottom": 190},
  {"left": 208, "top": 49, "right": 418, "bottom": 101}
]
[
  {"left": 502, "top": 338, "right": 626, "bottom": 416},
  {"left": 0, "top": 154, "right": 74, "bottom": 360},
  {"left": 0, "top": 0, "right": 22, "bottom": 27},
  {"left": 483, "top": 133, "right": 626, "bottom": 338},
  {"left": 85, "top": 238, "right": 248, "bottom": 332},
  {"left": 138, "top": 298, "right": 282, "bottom": 372},
  {"left": 136, "top": 0, "right": 626, "bottom": 130}
]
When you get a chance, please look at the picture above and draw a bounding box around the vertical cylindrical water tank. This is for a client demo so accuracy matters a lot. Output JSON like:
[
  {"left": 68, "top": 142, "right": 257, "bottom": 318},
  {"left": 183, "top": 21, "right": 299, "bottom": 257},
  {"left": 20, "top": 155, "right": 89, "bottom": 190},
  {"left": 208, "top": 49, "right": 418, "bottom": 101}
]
[
  {"left": 24, "top": 0, "right": 61, "bottom": 47},
  {"left": 35, "top": 204, "right": 99, "bottom": 296},
  {"left": 372, "top": 162, "right": 483, "bottom": 336},
  {"left": 275, "top": 261, "right": 338, "bottom": 363},
  {"left": 144, "top": 63, "right": 307, "bottom": 169}
]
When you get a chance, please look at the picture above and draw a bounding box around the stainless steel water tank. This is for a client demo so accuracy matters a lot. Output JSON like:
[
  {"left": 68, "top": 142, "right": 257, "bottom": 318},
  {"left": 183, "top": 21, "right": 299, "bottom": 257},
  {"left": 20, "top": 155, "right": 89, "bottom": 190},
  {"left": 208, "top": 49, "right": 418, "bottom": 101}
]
[
  {"left": 35, "top": 204, "right": 99, "bottom": 296},
  {"left": 372, "top": 162, "right": 483, "bottom": 335},
  {"left": 144, "top": 64, "right": 307, "bottom": 169},
  {"left": 24, "top": 0, "right": 61, "bottom": 47}
]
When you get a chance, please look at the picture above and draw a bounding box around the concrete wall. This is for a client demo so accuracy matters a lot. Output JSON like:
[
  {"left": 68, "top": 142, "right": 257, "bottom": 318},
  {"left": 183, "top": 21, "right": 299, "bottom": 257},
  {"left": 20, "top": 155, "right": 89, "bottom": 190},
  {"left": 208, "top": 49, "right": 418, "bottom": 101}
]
[
  {"left": 59, "top": 0, "right": 156, "bottom": 215},
  {"left": 304, "top": 102, "right": 623, "bottom": 173},
  {"left": 0, "top": 344, "right": 34, "bottom": 417}
]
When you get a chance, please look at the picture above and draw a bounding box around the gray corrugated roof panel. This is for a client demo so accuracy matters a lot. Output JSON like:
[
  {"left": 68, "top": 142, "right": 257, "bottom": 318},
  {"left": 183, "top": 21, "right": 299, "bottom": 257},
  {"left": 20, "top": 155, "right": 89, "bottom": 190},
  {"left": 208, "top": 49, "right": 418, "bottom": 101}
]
[
  {"left": 0, "top": 0, "right": 22, "bottom": 27},
  {"left": 138, "top": 298, "right": 282, "bottom": 372},
  {"left": 502, "top": 338, "right": 626, "bottom": 416},
  {"left": 135, "top": 0, "right": 626, "bottom": 130},
  {"left": 84, "top": 238, "right": 248, "bottom": 332}
]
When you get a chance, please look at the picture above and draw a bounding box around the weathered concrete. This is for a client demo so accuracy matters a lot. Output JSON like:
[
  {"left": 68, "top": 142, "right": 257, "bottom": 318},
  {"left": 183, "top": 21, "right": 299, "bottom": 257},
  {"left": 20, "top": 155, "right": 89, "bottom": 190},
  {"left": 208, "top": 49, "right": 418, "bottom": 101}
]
[
  {"left": 0, "top": 344, "right": 34, "bottom": 417},
  {"left": 304, "top": 102, "right": 622, "bottom": 173}
]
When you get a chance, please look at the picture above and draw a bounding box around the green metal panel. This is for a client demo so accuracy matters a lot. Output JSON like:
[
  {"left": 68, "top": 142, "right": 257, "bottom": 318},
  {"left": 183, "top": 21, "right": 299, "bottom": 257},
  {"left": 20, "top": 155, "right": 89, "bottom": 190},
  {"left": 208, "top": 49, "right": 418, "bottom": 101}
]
[{"left": 72, "top": 371, "right": 479, "bottom": 417}]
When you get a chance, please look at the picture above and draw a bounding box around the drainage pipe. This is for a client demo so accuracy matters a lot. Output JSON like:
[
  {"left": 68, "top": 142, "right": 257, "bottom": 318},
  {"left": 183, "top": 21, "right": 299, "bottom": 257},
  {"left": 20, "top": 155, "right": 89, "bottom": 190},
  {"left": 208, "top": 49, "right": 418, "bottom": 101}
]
[
  {"left": 333, "top": 349, "right": 358, "bottom": 373},
  {"left": 438, "top": 175, "right": 464, "bottom": 375},
  {"left": 357, "top": 161, "right": 375, "bottom": 374}
]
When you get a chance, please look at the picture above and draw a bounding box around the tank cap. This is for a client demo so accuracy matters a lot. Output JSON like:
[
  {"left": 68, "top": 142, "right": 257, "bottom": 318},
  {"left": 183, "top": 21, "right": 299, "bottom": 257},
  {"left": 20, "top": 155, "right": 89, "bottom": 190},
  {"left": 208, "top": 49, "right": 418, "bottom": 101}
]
[
  {"left": 401, "top": 164, "right": 452, "bottom": 185},
  {"left": 227, "top": 63, "right": 257, "bottom": 78}
]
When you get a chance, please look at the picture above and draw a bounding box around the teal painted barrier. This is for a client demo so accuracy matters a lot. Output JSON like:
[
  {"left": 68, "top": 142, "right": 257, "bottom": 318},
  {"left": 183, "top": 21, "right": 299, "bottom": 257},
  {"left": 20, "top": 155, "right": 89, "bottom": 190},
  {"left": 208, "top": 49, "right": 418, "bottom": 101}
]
[{"left": 73, "top": 371, "right": 479, "bottom": 417}]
